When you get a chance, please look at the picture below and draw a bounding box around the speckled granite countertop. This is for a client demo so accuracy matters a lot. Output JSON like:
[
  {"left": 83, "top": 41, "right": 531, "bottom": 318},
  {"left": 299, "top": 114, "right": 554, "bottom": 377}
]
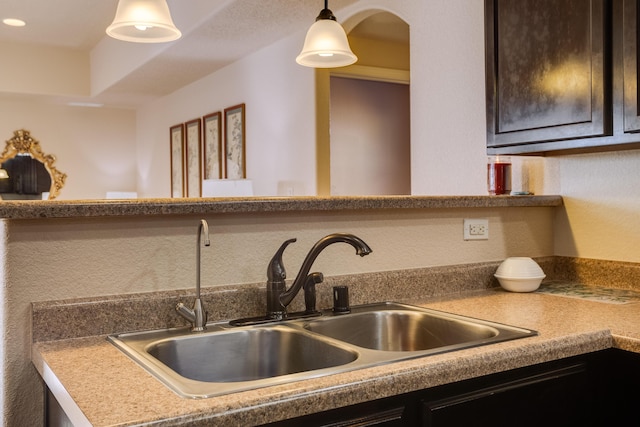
[
  {"left": 1, "top": 195, "right": 561, "bottom": 219},
  {"left": 32, "top": 288, "right": 640, "bottom": 426}
]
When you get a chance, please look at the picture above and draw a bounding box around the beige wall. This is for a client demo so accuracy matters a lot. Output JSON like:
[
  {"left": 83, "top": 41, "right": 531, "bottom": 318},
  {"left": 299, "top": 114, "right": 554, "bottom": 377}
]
[
  {"left": 0, "top": 42, "right": 88, "bottom": 97},
  {"left": 348, "top": 35, "right": 410, "bottom": 70},
  {"left": 553, "top": 149, "right": 640, "bottom": 263},
  {"left": 402, "top": 0, "right": 489, "bottom": 196}
]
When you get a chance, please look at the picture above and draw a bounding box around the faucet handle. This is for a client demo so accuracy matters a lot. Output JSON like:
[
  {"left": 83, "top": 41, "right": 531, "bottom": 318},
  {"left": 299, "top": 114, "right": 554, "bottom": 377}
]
[
  {"left": 176, "top": 298, "right": 207, "bottom": 332},
  {"left": 267, "top": 238, "right": 296, "bottom": 283},
  {"left": 266, "top": 238, "right": 297, "bottom": 319}
]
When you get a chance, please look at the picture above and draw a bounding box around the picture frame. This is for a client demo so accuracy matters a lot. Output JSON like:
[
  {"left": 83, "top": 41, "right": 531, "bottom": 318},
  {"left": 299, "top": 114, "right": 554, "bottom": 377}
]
[
  {"left": 203, "top": 112, "right": 223, "bottom": 179},
  {"left": 185, "top": 118, "right": 202, "bottom": 197},
  {"left": 169, "top": 124, "right": 185, "bottom": 198},
  {"left": 224, "top": 103, "right": 246, "bottom": 179}
]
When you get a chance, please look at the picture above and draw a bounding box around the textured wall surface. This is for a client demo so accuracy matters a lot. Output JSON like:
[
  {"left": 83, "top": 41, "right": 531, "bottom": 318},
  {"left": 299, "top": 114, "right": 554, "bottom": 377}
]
[{"left": 554, "top": 149, "right": 640, "bottom": 263}]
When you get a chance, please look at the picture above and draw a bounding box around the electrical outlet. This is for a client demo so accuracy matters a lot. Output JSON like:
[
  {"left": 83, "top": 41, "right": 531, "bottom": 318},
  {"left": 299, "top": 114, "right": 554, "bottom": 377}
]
[{"left": 463, "top": 219, "right": 489, "bottom": 240}]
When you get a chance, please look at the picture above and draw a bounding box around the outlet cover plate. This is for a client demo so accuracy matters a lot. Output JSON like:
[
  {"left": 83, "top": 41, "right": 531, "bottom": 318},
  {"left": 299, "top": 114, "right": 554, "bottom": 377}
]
[{"left": 463, "top": 219, "right": 489, "bottom": 240}]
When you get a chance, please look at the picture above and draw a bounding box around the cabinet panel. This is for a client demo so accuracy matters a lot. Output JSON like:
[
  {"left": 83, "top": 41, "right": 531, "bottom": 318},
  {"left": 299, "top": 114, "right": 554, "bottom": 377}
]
[
  {"left": 46, "top": 389, "right": 73, "bottom": 427},
  {"left": 319, "top": 407, "right": 405, "bottom": 426},
  {"left": 623, "top": 0, "right": 640, "bottom": 132},
  {"left": 486, "top": 0, "right": 610, "bottom": 150},
  {"left": 591, "top": 349, "right": 640, "bottom": 425},
  {"left": 421, "top": 363, "right": 592, "bottom": 426},
  {"left": 264, "top": 350, "right": 640, "bottom": 427},
  {"left": 263, "top": 401, "right": 413, "bottom": 427}
]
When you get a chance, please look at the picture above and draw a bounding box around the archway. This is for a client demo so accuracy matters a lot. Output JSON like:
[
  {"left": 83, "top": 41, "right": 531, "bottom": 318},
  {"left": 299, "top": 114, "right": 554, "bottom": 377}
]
[{"left": 316, "top": 11, "right": 410, "bottom": 196}]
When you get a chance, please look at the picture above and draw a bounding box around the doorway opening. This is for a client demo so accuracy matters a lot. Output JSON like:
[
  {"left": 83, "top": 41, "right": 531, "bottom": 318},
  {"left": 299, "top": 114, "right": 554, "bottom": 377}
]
[
  {"left": 329, "top": 76, "right": 410, "bottom": 195},
  {"left": 316, "top": 11, "right": 410, "bottom": 196}
]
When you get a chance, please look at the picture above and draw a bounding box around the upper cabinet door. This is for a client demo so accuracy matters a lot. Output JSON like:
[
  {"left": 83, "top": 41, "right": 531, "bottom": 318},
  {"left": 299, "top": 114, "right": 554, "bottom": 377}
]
[
  {"left": 485, "top": 0, "right": 609, "bottom": 151},
  {"left": 623, "top": 0, "right": 640, "bottom": 132}
]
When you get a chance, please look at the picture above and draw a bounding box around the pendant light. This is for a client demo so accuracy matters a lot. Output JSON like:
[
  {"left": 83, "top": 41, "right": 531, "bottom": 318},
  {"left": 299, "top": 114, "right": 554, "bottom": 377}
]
[
  {"left": 106, "top": 0, "right": 181, "bottom": 43},
  {"left": 296, "top": 0, "right": 357, "bottom": 68}
]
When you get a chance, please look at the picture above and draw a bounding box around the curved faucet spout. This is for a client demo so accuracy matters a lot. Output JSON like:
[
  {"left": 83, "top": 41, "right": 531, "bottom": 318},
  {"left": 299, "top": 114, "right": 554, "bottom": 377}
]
[
  {"left": 279, "top": 233, "right": 372, "bottom": 308},
  {"left": 176, "top": 219, "right": 210, "bottom": 332},
  {"left": 196, "top": 219, "right": 211, "bottom": 299}
]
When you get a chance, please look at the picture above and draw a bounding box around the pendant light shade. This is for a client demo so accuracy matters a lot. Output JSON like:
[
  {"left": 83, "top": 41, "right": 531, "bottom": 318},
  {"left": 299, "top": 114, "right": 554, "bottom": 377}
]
[
  {"left": 296, "top": 2, "right": 357, "bottom": 68},
  {"left": 107, "top": 0, "right": 181, "bottom": 43}
]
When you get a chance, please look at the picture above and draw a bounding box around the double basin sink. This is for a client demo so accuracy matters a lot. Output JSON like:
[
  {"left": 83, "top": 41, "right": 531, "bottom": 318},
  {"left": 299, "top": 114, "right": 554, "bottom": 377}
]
[{"left": 108, "top": 302, "right": 536, "bottom": 398}]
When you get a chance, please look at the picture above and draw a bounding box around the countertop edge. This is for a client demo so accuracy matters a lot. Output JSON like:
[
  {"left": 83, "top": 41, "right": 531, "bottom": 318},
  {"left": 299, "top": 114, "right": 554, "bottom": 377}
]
[
  {"left": 32, "top": 353, "right": 93, "bottom": 427},
  {"left": 0, "top": 195, "right": 562, "bottom": 219},
  {"left": 612, "top": 335, "right": 640, "bottom": 352}
]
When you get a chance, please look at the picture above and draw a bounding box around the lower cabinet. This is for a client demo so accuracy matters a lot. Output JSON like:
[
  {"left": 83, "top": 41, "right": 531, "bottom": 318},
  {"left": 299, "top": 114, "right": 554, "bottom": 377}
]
[
  {"left": 421, "top": 362, "right": 591, "bottom": 426},
  {"left": 46, "top": 389, "right": 73, "bottom": 427},
  {"left": 265, "top": 349, "right": 640, "bottom": 427}
]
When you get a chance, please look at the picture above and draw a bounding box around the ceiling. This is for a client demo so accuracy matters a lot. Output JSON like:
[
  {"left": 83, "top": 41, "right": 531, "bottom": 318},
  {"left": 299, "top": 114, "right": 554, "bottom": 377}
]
[{"left": 0, "top": 0, "right": 408, "bottom": 107}]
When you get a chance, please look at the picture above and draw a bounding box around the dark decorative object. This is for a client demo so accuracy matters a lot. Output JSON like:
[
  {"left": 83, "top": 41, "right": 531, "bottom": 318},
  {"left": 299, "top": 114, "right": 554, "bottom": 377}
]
[{"left": 0, "top": 130, "right": 66, "bottom": 199}]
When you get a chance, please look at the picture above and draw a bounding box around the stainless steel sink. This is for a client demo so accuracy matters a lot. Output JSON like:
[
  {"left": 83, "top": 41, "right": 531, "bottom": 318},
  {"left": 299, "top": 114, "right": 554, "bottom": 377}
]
[
  {"left": 147, "top": 326, "right": 357, "bottom": 383},
  {"left": 108, "top": 302, "right": 536, "bottom": 398},
  {"left": 109, "top": 324, "right": 359, "bottom": 398},
  {"left": 302, "top": 308, "right": 501, "bottom": 351}
]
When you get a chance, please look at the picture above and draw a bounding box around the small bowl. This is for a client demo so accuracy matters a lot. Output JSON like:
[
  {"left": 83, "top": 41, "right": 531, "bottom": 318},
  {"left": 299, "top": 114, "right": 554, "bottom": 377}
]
[
  {"left": 495, "top": 257, "right": 544, "bottom": 278},
  {"left": 494, "top": 274, "right": 545, "bottom": 293}
]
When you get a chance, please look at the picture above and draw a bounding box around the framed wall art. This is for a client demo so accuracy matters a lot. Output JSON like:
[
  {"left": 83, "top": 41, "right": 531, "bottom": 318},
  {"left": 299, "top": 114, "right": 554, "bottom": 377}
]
[
  {"left": 203, "top": 112, "right": 223, "bottom": 179},
  {"left": 224, "top": 103, "right": 246, "bottom": 179},
  {"left": 185, "top": 118, "right": 202, "bottom": 197},
  {"left": 169, "top": 124, "right": 185, "bottom": 198}
]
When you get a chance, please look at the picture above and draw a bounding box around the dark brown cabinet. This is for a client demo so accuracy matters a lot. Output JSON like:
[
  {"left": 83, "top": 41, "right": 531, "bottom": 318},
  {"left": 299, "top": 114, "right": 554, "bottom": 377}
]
[
  {"left": 265, "top": 349, "right": 640, "bottom": 427},
  {"left": 485, "top": 0, "right": 640, "bottom": 154},
  {"left": 421, "top": 363, "right": 591, "bottom": 426},
  {"left": 623, "top": 0, "right": 640, "bottom": 132}
]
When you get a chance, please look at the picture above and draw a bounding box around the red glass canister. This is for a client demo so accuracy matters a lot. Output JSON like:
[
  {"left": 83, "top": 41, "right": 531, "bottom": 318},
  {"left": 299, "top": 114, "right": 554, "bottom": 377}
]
[{"left": 487, "top": 156, "right": 512, "bottom": 195}]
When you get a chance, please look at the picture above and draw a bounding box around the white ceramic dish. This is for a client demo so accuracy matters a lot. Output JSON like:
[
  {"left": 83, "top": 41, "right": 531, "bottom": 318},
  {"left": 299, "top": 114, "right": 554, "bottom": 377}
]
[
  {"left": 494, "top": 274, "right": 545, "bottom": 292},
  {"left": 495, "top": 257, "right": 545, "bottom": 278}
]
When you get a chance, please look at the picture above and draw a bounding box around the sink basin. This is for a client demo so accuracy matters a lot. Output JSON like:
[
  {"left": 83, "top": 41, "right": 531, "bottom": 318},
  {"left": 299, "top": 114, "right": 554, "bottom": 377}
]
[
  {"left": 303, "top": 308, "right": 500, "bottom": 351},
  {"left": 109, "top": 324, "right": 358, "bottom": 398},
  {"left": 147, "top": 327, "right": 357, "bottom": 383},
  {"left": 108, "top": 302, "right": 536, "bottom": 398}
]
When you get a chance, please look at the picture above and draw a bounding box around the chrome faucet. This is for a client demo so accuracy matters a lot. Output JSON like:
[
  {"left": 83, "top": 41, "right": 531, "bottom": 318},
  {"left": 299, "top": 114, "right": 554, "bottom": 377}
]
[
  {"left": 266, "top": 233, "right": 372, "bottom": 320},
  {"left": 176, "top": 219, "right": 210, "bottom": 332}
]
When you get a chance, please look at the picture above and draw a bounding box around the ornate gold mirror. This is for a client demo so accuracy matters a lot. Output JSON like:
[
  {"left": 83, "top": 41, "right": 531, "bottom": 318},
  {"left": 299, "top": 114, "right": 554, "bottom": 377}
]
[{"left": 0, "top": 130, "right": 67, "bottom": 200}]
